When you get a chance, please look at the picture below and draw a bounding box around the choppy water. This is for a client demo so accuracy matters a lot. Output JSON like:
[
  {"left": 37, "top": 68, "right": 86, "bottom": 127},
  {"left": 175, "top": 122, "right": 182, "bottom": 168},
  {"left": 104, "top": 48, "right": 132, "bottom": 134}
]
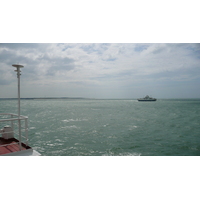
[{"left": 0, "top": 99, "right": 200, "bottom": 156}]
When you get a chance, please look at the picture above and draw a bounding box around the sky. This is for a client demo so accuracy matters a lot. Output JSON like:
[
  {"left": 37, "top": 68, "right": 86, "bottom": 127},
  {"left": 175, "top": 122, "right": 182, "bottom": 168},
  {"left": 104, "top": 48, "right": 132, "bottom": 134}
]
[{"left": 0, "top": 43, "right": 200, "bottom": 99}]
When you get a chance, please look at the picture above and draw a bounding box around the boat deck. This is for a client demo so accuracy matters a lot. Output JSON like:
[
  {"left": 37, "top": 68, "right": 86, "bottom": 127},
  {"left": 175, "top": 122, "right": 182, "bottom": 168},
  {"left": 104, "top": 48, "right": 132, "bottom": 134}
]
[{"left": 0, "top": 137, "right": 31, "bottom": 155}]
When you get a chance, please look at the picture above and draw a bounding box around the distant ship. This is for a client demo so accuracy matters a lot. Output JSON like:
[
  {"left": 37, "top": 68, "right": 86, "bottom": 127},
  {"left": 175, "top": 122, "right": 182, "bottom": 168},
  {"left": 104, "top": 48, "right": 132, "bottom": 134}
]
[{"left": 137, "top": 95, "right": 157, "bottom": 102}]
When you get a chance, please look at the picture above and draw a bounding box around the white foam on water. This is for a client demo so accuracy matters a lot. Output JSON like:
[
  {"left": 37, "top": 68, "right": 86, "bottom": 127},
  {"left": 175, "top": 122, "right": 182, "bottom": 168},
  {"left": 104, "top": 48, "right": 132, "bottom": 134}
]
[
  {"left": 102, "top": 152, "right": 141, "bottom": 156},
  {"left": 128, "top": 125, "right": 138, "bottom": 130},
  {"left": 62, "top": 118, "right": 88, "bottom": 122},
  {"left": 30, "top": 127, "right": 36, "bottom": 130},
  {"left": 118, "top": 152, "right": 141, "bottom": 156},
  {"left": 66, "top": 125, "right": 79, "bottom": 129},
  {"left": 47, "top": 143, "right": 55, "bottom": 147},
  {"left": 60, "top": 125, "right": 80, "bottom": 129},
  {"left": 103, "top": 124, "right": 109, "bottom": 127}
]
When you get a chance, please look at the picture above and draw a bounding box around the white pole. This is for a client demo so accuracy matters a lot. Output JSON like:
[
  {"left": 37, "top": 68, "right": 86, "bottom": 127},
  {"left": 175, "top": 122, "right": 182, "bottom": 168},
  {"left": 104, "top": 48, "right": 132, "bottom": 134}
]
[
  {"left": 17, "top": 67, "right": 21, "bottom": 117},
  {"left": 17, "top": 67, "right": 21, "bottom": 150},
  {"left": 12, "top": 64, "right": 24, "bottom": 150}
]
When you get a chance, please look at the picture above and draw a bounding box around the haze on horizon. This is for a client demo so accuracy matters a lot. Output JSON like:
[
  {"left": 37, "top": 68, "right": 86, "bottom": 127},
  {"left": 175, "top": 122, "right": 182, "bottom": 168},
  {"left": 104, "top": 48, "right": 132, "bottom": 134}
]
[{"left": 0, "top": 43, "right": 200, "bottom": 99}]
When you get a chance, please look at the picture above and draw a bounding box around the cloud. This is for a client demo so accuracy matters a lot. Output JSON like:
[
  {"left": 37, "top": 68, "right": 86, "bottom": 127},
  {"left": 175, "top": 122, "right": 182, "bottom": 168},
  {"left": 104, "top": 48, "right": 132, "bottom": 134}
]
[{"left": 0, "top": 43, "right": 200, "bottom": 98}]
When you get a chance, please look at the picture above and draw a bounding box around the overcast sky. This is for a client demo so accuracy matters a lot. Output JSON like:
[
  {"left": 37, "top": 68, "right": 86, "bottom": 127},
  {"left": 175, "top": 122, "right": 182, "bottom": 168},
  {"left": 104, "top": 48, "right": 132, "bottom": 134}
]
[{"left": 0, "top": 43, "right": 200, "bottom": 99}]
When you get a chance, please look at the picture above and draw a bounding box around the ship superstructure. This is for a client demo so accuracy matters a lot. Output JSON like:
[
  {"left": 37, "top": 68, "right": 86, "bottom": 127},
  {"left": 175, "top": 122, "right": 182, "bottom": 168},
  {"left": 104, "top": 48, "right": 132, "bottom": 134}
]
[{"left": 0, "top": 64, "right": 40, "bottom": 156}]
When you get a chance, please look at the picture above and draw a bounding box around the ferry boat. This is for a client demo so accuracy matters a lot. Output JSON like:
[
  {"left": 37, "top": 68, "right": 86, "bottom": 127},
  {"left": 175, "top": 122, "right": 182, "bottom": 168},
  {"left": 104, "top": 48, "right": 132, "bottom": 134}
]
[
  {"left": 137, "top": 95, "right": 157, "bottom": 102},
  {"left": 0, "top": 64, "right": 40, "bottom": 156}
]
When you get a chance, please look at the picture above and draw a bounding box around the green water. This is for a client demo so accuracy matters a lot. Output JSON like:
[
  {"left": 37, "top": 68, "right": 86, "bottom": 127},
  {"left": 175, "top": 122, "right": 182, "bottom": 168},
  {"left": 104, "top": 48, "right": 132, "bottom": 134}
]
[{"left": 0, "top": 99, "right": 200, "bottom": 156}]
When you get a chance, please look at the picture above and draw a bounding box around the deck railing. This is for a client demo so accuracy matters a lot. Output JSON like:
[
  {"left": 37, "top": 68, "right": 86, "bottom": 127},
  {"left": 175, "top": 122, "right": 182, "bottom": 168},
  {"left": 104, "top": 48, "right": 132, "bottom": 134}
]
[{"left": 0, "top": 113, "right": 29, "bottom": 150}]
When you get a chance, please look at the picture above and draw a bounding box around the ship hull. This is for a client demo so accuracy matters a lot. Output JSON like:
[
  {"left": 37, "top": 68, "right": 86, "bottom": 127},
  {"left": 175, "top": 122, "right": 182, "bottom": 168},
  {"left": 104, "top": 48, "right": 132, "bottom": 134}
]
[{"left": 138, "top": 99, "right": 157, "bottom": 101}]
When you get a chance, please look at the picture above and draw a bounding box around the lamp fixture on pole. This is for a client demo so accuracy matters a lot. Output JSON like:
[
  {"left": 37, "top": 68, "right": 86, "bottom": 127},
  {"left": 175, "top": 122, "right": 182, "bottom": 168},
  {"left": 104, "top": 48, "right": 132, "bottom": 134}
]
[{"left": 12, "top": 64, "right": 24, "bottom": 150}]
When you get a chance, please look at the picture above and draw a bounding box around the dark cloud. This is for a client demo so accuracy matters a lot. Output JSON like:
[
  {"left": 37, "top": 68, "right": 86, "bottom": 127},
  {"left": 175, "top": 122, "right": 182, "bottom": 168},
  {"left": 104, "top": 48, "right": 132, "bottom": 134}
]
[
  {"left": 0, "top": 44, "right": 76, "bottom": 81},
  {"left": 102, "top": 57, "right": 117, "bottom": 61},
  {"left": 134, "top": 44, "right": 149, "bottom": 52},
  {"left": 46, "top": 64, "right": 76, "bottom": 76},
  {"left": 0, "top": 68, "right": 14, "bottom": 85},
  {"left": 0, "top": 79, "right": 11, "bottom": 85},
  {"left": 0, "top": 47, "right": 38, "bottom": 66},
  {"left": 0, "top": 43, "right": 45, "bottom": 49},
  {"left": 80, "top": 43, "right": 111, "bottom": 54},
  {"left": 45, "top": 56, "right": 76, "bottom": 76}
]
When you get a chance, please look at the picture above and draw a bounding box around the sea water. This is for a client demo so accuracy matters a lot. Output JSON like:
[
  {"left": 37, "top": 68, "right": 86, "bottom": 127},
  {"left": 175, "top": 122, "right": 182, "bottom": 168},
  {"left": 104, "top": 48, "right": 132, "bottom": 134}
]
[{"left": 0, "top": 99, "right": 200, "bottom": 156}]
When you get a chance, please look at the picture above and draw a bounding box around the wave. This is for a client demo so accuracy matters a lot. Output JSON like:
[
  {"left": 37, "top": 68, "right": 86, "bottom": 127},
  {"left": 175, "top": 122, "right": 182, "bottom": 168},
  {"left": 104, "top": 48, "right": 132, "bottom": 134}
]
[
  {"left": 62, "top": 118, "right": 88, "bottom": 122},
  {"left": 102, "top": 151, "right": 141, "bottom": 156},
  {"left": 60, "top": 125, "right": 79, "bottom": 129}
]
